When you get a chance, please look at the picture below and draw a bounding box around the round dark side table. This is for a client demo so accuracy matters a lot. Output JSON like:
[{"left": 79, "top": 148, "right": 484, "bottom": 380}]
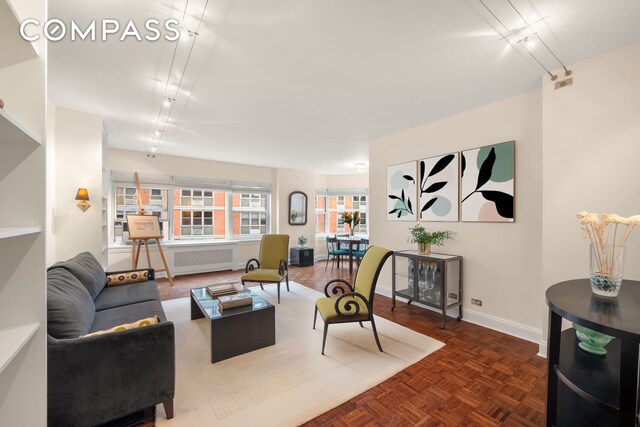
[{"left": 546, "top": 279, "right": 640, "bottom": 426}]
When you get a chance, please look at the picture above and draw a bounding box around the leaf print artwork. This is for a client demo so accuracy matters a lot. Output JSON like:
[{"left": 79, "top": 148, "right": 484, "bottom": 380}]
[
  {"left": 460, "top": 141, "right": 515, "bottom": 222},
  {"left": 418, "top": 153, "right": 459, "bottom": 221},
  {"left": 387, "top": 161, "right": 417, "bottom": 221}
]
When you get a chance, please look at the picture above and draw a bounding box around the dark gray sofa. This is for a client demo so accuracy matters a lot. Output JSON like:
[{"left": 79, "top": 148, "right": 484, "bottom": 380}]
[{"left": 47, "top": 252, "right": 175, "bottom": 427}]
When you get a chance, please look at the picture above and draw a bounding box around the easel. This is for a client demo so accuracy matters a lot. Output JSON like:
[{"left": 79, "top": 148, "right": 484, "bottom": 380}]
[{"left": 127, "top": 173, "right": 174, "bottom": 286}]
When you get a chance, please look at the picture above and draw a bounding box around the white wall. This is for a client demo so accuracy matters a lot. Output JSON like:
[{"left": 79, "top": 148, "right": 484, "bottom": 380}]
[
  {"left": 370, "top": 90, "right": 543, "bottom": 343},
  {"left": 53, "top": 107, "right": 103, "bottom": 262},
  {"left": 274, "top": 168, "right": 317, "bottom": 250},
  {"left": 108, "top": 149, "right": 273, "bottom": 184},
  {"left": 541, "top": 42, "right": 640, "bottom": 341}
]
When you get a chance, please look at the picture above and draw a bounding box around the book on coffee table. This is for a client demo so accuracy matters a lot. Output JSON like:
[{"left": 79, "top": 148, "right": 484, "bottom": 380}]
[
  {"left": 217, "top": 293, "right": 253, "bottom": 311},
  {"left": 206, "top": 283, "right": 238, "bottom": 298}
]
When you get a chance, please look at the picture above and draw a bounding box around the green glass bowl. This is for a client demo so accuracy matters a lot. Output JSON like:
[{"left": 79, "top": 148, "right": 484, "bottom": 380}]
[{"left": 572, "top": 323, "right": 615, "bottom": 355}]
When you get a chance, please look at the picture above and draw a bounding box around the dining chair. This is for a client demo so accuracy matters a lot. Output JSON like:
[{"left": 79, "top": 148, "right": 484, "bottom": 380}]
[
  {"left": 313, "top": 246, "right": 393, "bottom": 354},
  {"left": 354, "top": 238, "right": 369, "bottom": 266},
  {"left": 325, "top": 236, "right": 348, "bottom": 271}
]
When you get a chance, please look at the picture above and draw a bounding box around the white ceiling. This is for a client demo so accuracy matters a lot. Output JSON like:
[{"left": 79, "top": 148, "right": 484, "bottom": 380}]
[{"left": 49, "top": 0, "right": 640, "bottom": 174}]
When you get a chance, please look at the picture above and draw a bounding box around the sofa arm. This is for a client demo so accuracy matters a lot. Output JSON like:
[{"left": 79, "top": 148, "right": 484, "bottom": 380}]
[
  {"left": 105, "top": 267, "right": 155, "bottom": 281},
  {"left": 48, "top": 321, "right": 174, "bottom": 427}
]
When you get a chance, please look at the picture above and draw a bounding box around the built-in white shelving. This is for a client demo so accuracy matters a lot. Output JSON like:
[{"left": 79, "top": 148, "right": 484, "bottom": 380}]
[
  {"left": 0, "top": 107, "right": 41, "bottom": 147},
  {"left": 0, "top": 0, "right": 46, "bottom": 423},
  {"left": 0, "top": 227, "right": 42, "bottom": 240},
  {"left": 0, "top": 0, "right": 39, "bottom": 69},
  {"left": 0, "top": 323, "right": 39, "bottom": 374}
]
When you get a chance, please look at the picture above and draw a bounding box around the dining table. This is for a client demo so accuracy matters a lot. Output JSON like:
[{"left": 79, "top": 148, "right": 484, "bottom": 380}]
[{"left": 336, "top": 235, "right": 367, "bottom": 273}]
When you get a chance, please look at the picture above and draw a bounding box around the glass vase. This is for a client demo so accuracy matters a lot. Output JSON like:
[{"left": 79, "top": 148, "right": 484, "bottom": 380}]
[{"left": 590, "top": 245, "right": 625, "bottom": 297}]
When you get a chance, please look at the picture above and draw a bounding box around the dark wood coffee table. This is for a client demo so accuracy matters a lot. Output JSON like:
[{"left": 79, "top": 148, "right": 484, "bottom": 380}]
[{"left": 190, "top": 287, "right": 275, "bottom": 363}]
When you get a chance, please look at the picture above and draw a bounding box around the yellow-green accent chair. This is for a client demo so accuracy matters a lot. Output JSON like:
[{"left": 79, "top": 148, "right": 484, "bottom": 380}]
[
  {"left": 313, "top": 246, "right": 393, "bottom": 354},
  {"left": 241, "top": 234, "right": 290, "bottom": 303}
]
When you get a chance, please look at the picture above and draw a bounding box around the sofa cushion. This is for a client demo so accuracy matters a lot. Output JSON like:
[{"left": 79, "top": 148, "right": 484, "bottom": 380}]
[
  {"left": 90, "top": 300, "right": 167, "bottom": 333},
  {"left": 93, "top": 280, "right": 161, "bottom": 312},
  {"left": 47, "top": 268, "right": 96, "bottom": 338},
  {"left": 50, "top": 252, "right": 106, "bottom": 299},
  {"left": 49, "top": 252, "right": 107, "bottom": 299},
  {"left": 107, "top": 270, "right": 149, "bottom": 287},
  {"left": 81, "top": 316, "right": 160, "bottom": 338}
]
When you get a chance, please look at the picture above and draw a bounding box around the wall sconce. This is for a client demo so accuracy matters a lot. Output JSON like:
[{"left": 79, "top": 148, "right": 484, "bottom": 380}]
[{"left": 75, "top": 188, "right": 91, "bottom": 212}]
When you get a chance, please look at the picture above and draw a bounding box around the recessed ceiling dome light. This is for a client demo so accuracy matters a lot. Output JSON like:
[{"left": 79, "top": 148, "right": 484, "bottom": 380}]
[{"left": 354, "top": 163, "right": 367, "bottom": 171}]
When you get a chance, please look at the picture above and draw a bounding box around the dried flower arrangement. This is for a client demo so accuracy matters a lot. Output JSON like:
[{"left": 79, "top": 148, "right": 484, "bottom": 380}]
[{"left": 577, "top": 211, "right": 640, "bottom": 295}]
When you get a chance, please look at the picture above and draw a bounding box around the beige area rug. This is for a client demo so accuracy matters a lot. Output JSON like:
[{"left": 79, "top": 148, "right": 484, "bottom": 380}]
[{"left": 156, "top": 282, "right": 444, "bottom": 427}]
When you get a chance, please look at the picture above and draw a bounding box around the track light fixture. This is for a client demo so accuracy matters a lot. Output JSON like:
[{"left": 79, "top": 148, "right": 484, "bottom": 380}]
[{"left": 478, "top": 0, "right": 572, "bottom": 85}]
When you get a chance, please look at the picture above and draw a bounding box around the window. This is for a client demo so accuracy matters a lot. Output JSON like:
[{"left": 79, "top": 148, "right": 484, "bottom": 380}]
[
  {"left": 112, "top": 175, "right": 271, "bottom": 243},
  {"left": 113, "top": 186, "right": 170, "bottom": 243},
  {"left": 232, "top": 193, "right": 268, "bottom": 236},
  {"left": 315, "top": 192, "right": 368, "bottom": 236},
  {"left": 315, "top": 196, "right": 327, "bottom": 234},
  {"left": 174, "top": 189, "right": 226, "bottom": 240}
]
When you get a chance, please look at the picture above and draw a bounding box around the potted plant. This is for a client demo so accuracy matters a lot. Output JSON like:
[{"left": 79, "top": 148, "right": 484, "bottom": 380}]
[
  {"left": 407, "top": 224, "right": 453, "bottom": 255},
  {"left": 297, "top": 235, "right": 308, "bottom": 248}
]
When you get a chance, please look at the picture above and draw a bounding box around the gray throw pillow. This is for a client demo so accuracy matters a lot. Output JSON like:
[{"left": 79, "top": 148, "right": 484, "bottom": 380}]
[
  {"left": 49, "top": 252, "right": 106, "bottom": 299},
  {"left": 47, "top": 268, "right": 95, "bottom": 338}
]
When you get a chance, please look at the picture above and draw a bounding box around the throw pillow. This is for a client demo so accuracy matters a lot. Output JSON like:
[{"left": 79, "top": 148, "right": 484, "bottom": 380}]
[
  {"left": 49, "top": 252, "right": 107, "bottom": 299},
  {"left": 80, "top": 316, "right": 159, "bottom": 338},
  {"left": 106, "top": 270, "right": 149, "bottom": 287}
]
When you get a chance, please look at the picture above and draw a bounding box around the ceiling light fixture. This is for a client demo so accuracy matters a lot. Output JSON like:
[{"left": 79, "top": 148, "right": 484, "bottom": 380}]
[
  {"left": 148, "top": 0, "right": 211, "bottom": 153},
  {"left": 477, "top": 0, "right": 572, "bottom": 83}
]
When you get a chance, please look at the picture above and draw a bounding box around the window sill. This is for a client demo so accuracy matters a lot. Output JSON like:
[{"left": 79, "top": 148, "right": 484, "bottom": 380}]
[{"left": 108, "top": 237, "right": 262, "bottom": 251}]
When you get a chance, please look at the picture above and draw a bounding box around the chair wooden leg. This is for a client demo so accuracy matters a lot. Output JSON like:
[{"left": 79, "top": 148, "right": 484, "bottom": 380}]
[
  {"left": 163, "top": 399, "right": 174, "bottom": 419},
  {"left": 313, "top": 306, "right": 318, "bottom": 329},
  {"left": 325, "top": 256, "right": 330, "bottom": 270},
  {"left": 359, "top": 321, "right": 364, "bottom": 328},
  {"left": 322, "top": 322, "right": 329, "bottom": 355},
  {"left": 285, "top": 276, "right": 289, "bottom": 291},
  {"left": 370, "top": 317, "right": 383, "bottom": 352},
  {"left": 259, "top": 282, "right": 264, "bottom": 290},
  {"left": 277, "top": 283, "right": 280, "bottom": 304}
]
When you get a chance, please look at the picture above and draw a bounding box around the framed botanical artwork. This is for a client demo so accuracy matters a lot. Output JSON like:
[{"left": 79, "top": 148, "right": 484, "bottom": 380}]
[
  {"left": 418, "top": 152, "right": 459, "bottom": 221},
  {"left": 461, "top": 141, "right": 515, "bottom": 222},
  {"left": 387, "top": 161, "right": 417, "bottom": 221}
]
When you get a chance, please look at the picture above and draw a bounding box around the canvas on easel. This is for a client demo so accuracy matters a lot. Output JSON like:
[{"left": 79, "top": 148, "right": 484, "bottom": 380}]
[{"left": 126, "top": 180, "right": 175, "bottom": 285}]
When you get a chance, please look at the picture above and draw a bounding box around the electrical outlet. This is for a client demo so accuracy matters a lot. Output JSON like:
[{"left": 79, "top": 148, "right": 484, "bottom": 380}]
[
  {"left": 471, "top": 298, "right": 482, "bottom": 306},
  {"left": 448, "top": 292, "right": 458, "bottom": 300}
]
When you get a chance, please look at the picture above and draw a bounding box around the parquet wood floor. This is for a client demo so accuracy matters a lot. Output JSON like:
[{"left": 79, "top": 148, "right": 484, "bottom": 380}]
[{"left": 155, "top": 261, "right": 547, "bottom": 426}]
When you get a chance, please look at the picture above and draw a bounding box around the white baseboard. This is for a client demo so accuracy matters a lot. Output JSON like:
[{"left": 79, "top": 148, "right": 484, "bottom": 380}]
[
  {"left": 376, "top": 287, "right": 543, "bottom": 347},
  {"left": 538, "top": 341, "right": 547, "bottom": 358}
]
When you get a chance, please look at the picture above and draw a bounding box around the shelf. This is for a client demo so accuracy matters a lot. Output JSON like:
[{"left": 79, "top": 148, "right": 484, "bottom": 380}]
[
  {"left": 0, "top": 226, "right": 41, "bottom": 240},
  {"left": 0, "top": 107, "right": 41, "bottom": 146},
  {"left": 0, "top": 322, "right": 40, "bottom": 374},
  {"left": 395, "top": 288, "right": 414, "bottom": 300},
  {"left": 0, "top": 0, "right": 39, "bottom": 69},
  {"left": 555, "top": 329, "right": 620, "bottom": 413}
]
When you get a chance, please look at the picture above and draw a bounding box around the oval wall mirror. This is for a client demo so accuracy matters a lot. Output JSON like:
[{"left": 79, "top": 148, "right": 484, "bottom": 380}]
[{"left": 289, "top": 191, "right": 308, "bottom": 225}]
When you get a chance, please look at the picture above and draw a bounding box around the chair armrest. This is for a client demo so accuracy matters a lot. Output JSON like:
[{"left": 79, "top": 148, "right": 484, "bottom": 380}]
[
  {"left": 245, "top": 258, "right": 260, "bottom": 273},
  {"left": 105, "top": 267, "right": 155, "bottom": 281},
  {"left": 323, "top": 279, "right": 354, "bottom": 298},
  {"left": 334, "top": 292, "right": 370, "bottom": 318},
  {"left": 279, "top": 259, "right": 288, "bottom": 276},
  {"left": 48, "top": 322, "right": 174, "bottom": 427}
]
